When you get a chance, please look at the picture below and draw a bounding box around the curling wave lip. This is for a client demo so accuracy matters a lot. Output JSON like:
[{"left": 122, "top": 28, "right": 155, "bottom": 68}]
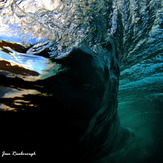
[
  {"left": 0, "top": 22, "right": 47, "bottom": 45},
  {"left": 0, "top": 24, "right": 61, "bottom": 81},
  {"left": 0, "top": 41, "right": 59, "bottom": 81}
]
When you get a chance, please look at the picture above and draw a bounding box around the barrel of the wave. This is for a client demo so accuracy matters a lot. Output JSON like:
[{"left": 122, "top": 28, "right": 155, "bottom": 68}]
[
  {"left": 0, "top": 32, "right": 130, "bottom": 163},
  {"left": 0, "top": 0, "right": 131, "bottom": 162}
]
